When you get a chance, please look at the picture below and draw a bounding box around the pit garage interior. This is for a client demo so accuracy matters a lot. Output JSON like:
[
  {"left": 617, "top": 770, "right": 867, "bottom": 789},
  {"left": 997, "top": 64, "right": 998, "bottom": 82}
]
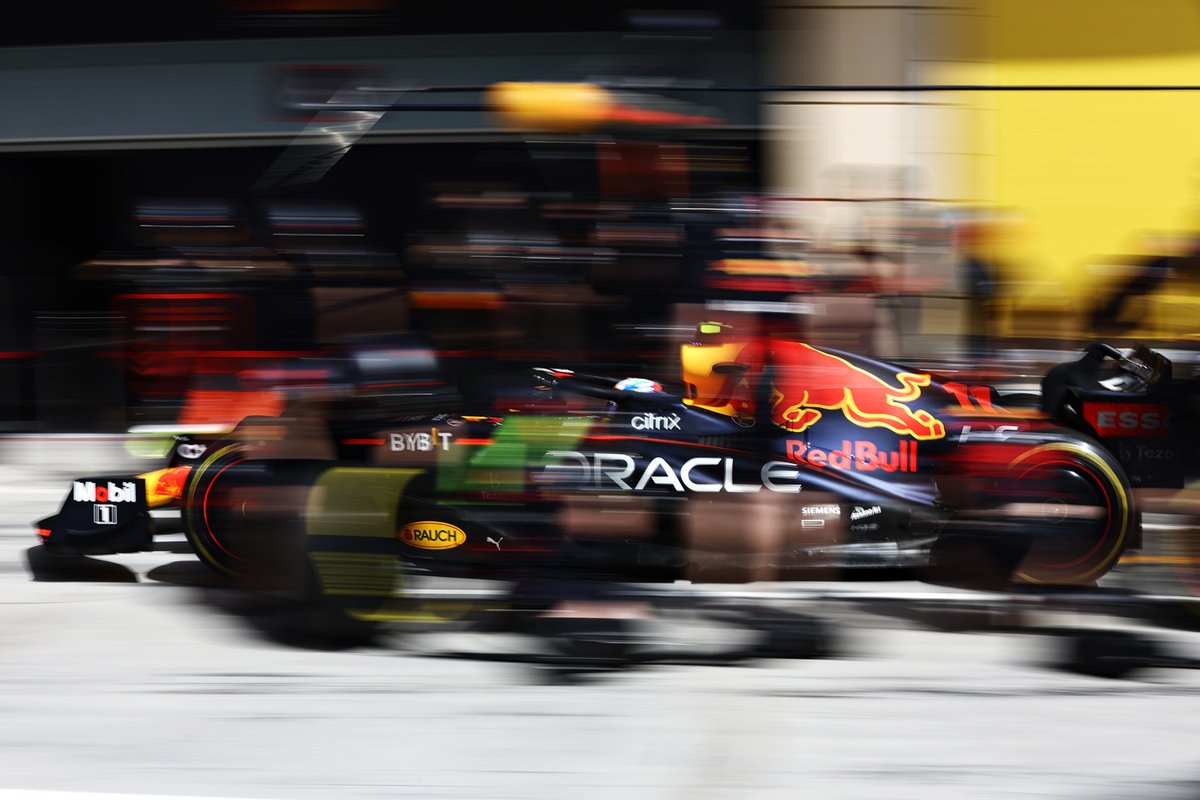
[{"left": 0, "top": 13, "right": 763, "bottom": 432}]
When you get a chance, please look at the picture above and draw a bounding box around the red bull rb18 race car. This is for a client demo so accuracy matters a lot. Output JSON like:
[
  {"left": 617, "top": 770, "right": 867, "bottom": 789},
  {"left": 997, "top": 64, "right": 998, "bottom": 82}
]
[{"left": 35, "top": 323, "right": 1147, "bottom": 604}]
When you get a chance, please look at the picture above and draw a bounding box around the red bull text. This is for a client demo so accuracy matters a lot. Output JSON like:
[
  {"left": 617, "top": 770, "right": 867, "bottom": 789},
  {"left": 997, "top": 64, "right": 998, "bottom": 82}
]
[{"left": 787, "top": 440, "right": 919, "bottom": 473}]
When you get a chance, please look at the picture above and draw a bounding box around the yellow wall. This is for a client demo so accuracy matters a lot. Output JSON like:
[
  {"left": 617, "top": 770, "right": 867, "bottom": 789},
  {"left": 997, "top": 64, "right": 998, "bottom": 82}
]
[{"left": 952, "top": 0, "right": 1200, "bottom": 332}]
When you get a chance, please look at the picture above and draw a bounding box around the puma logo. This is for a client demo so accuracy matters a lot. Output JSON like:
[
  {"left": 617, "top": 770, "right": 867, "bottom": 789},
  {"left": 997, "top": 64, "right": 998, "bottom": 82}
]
[{"left": 486, "top": 536, "right": 503, "bottom": 550}]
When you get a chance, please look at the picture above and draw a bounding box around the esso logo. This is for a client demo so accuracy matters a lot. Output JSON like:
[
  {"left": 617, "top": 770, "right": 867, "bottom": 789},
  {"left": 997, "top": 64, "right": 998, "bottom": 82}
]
[{"left": 1084, "top": 403, "right": 1171, "bottom": 437}]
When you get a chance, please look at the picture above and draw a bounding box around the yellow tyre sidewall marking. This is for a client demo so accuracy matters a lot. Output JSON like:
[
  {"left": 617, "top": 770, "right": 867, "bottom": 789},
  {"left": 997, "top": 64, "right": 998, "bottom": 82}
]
[{"left": 183, "top": 443, "right": 245, "bottom": 575}]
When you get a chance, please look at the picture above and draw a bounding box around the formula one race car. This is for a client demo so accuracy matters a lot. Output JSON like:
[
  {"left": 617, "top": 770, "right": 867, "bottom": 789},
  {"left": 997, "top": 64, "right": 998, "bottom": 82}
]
[{"left": 36, "top": 323, "right": 1147, "bottom": 608}]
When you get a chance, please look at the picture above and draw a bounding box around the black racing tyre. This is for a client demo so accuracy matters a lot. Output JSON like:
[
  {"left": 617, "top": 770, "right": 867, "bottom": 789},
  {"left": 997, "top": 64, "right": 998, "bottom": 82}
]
[
  {"left": 931, "top": 434, "right": 1136, "bottom": 588},
  {"left": 182, "top": 442, "right": 256, "bottom": 577},
  {"left": 183, "top": 444, "right": 407, "bottom": 641},
  {"left": 181, "top": 443, "right": 315, "bottom": 586},
  {"left": 1007, "top": 439, "right": 1136, "bottom": 585}
]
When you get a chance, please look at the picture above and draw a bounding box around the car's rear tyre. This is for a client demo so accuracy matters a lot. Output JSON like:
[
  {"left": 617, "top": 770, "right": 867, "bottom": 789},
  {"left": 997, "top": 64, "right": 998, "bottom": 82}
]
[
  {"left": 1009, "top": 441, "right": 1134, "bottom": 585},
  {"left": 931, "top": 436, "right": 1135, "bottom": 587}
]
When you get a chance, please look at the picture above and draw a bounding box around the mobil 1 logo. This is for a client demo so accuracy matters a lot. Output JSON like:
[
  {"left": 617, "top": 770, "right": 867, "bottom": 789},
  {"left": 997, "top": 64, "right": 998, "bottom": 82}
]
[{"left": 70, "top": 477, "right": 144, "bottom": 527}]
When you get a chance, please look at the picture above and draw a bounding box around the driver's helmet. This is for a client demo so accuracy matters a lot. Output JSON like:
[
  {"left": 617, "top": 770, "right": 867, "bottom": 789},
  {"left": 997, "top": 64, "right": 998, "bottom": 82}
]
[{"left": 680, "top": 321, "right": 764, "bottom": 422}]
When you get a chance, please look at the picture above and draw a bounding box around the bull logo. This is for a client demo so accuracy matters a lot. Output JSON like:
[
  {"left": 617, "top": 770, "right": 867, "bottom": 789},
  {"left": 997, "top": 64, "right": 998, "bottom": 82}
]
[{"left": 769, "top": 342, "right": 945, "bottom": 440}]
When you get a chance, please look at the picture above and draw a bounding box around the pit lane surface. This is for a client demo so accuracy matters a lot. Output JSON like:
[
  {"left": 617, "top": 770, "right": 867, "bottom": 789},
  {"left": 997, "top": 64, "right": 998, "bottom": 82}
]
[{"left": 2, "top": 443, "right": 1200, "bottom": 800}]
